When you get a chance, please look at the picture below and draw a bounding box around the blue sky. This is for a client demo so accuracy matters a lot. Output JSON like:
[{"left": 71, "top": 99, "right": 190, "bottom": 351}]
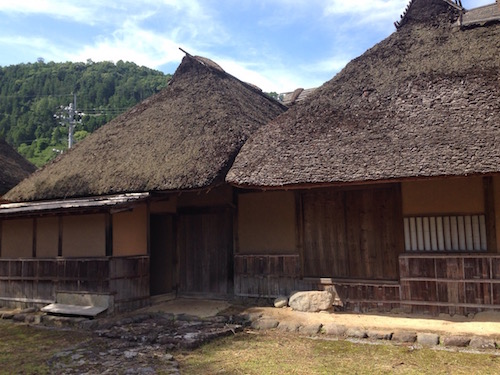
[{"left": 0, "top": 0, "right": 493, "bottom": 92}]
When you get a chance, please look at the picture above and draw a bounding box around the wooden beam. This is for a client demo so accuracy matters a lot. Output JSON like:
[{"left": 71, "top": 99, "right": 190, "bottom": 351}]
[{"left": 484, "top": 176, "right": 497, "bottom": 253}]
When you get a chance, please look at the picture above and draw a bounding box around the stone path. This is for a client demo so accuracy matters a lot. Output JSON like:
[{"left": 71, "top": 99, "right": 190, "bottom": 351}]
[{"left": 2, "top": 309, "right": 244, "bottom": 374}]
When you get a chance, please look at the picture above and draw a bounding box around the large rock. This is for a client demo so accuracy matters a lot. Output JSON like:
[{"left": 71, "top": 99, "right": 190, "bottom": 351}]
[
  {"left": 417, "top": 333, "right": 440, "bottom": 346},
  {"left": 289, "top": 291, "right": 333, "bottom": 312}
]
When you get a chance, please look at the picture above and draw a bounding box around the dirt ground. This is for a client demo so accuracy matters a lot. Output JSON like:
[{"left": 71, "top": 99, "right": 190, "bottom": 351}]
[
  {"left": 142, "top": 298, "right": 500, "bottom": 338},
  {"left": 250, "top": 307, "right": 500, "bottom": 338}
]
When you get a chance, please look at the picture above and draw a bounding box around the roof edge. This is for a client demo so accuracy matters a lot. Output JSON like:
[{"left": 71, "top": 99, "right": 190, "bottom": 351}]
[{"left": 395, "top": 0, "right": 464, "bottom": 30}]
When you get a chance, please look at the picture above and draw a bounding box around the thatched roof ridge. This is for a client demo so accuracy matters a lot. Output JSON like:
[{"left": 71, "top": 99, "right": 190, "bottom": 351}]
[
  {"left": 227, "top": 0, "right": 500, "bottom": 188},
  {"left": 395, "top": 0, "right": 463, "bottom": 29},
  {"left": 5, "top": 55, "right": 286, "bottom": 202},
  {"left": 460, "top": 2, "right": 500, "bottom": 27},
  {"left": 0, "top": 138, "right": 36, "bottom": 195}
]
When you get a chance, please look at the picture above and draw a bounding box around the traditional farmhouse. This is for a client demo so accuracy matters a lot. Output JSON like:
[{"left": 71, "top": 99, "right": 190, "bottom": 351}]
[
  {"left": 0, "top": 138, "right": 36, "bottom": 203},
  {"left": 227, "top": 0, "right": 500, "bottom": 315},
  {"left": 0, "top": 54, "right": 286, "bottom": 312}
]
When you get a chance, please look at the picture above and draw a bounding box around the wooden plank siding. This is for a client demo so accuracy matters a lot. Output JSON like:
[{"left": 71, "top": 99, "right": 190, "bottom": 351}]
[
  {"left": 0, "top": 256, "right": 149, "bottom": 312},
  {"left": 400, "top": 254, "right": 500, "bottom": 315},
  {"left": 234, "top": 254, "right": 300, "bottom": 298},
  {"left": 177, "top": 210, "right": 233, "bottom": 296},
  {"left": 302, "top": 185, "right": 404, "bottom": 280}
]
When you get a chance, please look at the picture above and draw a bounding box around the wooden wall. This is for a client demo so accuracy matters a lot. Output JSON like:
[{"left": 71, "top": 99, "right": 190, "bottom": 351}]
[
  {"left": 233, "top": 254, "right": 400, "bottom": 312},
  {"left": 301, "top": 185, "right": 404, "bottom": 280},
  {"left": 400, "top": 253, "right": 500, "bottom": 315},
  {"left": 0, "top": 256, "right": 149, "bottom": 312},
  {"left": 177, "top": 209, "right": 233, "bottom": 296},
  {"left": 234, "top": 254, "right": 300, "bottom": 297}
]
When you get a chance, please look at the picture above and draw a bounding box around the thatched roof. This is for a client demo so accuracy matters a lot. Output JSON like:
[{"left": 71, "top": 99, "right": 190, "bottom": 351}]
[
  {"left": 0, "top": 138, "right": 36, "bottom": 196},
  {"left": 280, "top": 88, "right": 317, "bottom": 106},
  {"left": 460, "top": 1, "right": 500, "bottom": 27},
  {"left": 227, "top": 0, "right": 500, "bottom": 188},
  {"left": 5, "top": 55, "right": 286, "bottom": 202}
]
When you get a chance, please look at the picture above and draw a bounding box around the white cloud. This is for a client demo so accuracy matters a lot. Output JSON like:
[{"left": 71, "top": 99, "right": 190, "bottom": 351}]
[
  {"left": 0, "top": 35, "right": 69, "bottom": 61},
  {"left": 69, "top": 22, "right": 185, "bottom": 68}
]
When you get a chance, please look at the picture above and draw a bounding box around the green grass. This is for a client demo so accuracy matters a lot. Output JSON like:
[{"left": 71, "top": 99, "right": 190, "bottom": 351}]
[
  {"left": 176, "top": 331, "right": 500, "bottom": 375},
  {"left": 0, "top": 321, "right": 89, "bottom": 375}
]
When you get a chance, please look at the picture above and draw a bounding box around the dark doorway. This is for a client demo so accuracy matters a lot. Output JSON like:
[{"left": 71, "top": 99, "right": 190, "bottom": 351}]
[{"left": 150, "top": 214, "right": 176, "bottom": 296}]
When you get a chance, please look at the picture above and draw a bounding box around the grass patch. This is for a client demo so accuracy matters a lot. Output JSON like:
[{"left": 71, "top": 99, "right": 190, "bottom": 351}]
[
  {"left": 176, "top": 330, "right": 500, "bottom": 375},
  {"left": 0, "top": 320, "right": 90, "bottom": 375}
]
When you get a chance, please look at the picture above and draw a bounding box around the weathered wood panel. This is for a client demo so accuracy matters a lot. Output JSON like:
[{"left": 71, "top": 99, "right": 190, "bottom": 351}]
[
  {"left": 234, "top": 254, "right": 300, "bottom": 298},
  {"left": 302, "top": 185, "right": 404, "bottom": 280},
  {"left": 178, "top": 210, "right": 233, "bottom": 296},
  {"left": 110, "top": 256, "right": 149, "bottom": 311},
  {"left": 296, "top": 278, "right": 400, "bottom": 312},
  {"left": 0, "top": 256, "right": 149, "bottom": 312},
  {"left": 400, "top": 254, "right": 500, "bottom": 315}
]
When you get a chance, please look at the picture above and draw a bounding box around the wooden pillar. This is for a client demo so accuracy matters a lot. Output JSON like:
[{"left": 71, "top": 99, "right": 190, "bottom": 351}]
[{"left": 484, "top": 176, "right": 497, "bottom": 253}]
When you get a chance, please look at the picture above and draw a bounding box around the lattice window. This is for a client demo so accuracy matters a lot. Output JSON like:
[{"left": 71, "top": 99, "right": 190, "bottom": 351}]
[{"left": 404, "top": 215, "right": 487, "bottom": 252}]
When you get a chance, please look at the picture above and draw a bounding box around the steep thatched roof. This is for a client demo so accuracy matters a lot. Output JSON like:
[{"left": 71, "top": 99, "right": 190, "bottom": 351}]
[
  {"left": 227, "top": 0, "right": 500, "bottom": 188},
  {"left": 0, "top": 138, "right": 36, "bottom": 196},
  {"left": 5, "top": 55, "right": 286, "bottom": 202}
]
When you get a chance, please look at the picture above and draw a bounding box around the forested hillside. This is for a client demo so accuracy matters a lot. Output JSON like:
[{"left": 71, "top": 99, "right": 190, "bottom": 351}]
[{"left": 0, "top": 60, "right": 171, "bottom": 166}]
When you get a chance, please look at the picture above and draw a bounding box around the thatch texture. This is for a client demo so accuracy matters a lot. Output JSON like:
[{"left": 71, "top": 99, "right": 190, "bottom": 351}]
[
  {"left": 461, "top": 2, "right": 500, "bottom": 27},
  {"left": 0, "top": 138, "right": 36, "bottom": 195},
  {"left": 227, "top": 0, "right": 500, "bottom": 188},
  {"left": 5, "top": 55, "right": 286, "bottom": 202}
]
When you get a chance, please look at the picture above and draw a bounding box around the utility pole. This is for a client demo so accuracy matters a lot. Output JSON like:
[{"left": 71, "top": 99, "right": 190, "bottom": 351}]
[{"left": 55, "top": 93, "right": 82, "bottom": 149}]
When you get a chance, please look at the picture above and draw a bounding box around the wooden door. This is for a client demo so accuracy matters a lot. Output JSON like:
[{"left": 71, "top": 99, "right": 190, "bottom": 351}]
[
  {"left": 150, "top": 215, "right": 176, "bottom": 296},
  {"left": 302, "top": 185, "right": 404, "bottom": 280},
  {"left": 177, "top": 209, "right": 233, "bottom": 296}
]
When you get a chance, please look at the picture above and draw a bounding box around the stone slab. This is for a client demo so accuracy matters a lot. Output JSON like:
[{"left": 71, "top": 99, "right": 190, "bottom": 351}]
[{"left": 41, "top": 303, "right": 107, "bottom": 317}]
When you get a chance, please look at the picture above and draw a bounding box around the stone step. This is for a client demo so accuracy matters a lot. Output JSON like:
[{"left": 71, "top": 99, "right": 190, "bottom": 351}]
[{"left": 41, "top": 303, "right": 107, "bottom": 318}]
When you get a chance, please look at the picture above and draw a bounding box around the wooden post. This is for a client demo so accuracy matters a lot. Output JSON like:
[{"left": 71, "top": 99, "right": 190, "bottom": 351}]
[{"left": 483, "top": 176, "right": 497, "bottom": 253}]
